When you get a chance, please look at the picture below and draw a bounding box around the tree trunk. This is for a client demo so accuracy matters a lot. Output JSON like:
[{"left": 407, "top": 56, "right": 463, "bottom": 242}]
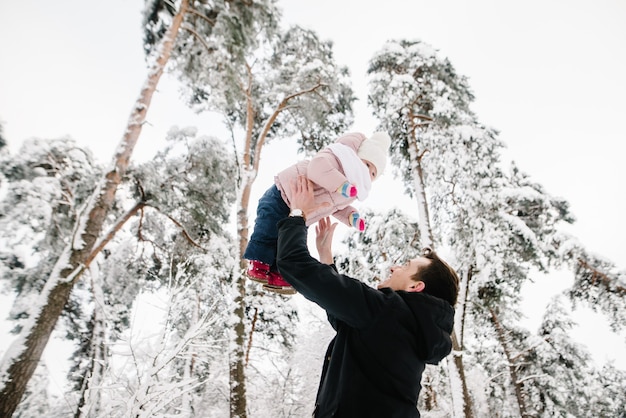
[
  {"left": 231, "top": 177, "right": 252, "bottom": 418},
  {"left": 181, "top": 291, "right": 200, "bottom": 417},
  {"left": 490, "top": 308, "right": 532, "bottom": 418},
  {"left": 421, "top": 371, "right": 438, "bottom": 410},
  {"left": 450, "top": 332, "right": 474, "bottom": 418},
  {"left": 407, "top": 136, "right": 434, "bottom": 249},
  {"left": 407, "top": 124, "right": 475, "bottom": 417},
  {"left": 231, "top": 77, "right": 256, "bottom": 414},
  {"left": 447, "top": 267, "right": 474, "bottom": 418},
  {"left": 228, "top": 64, "right": 259, "bottom": 418},
  {"left": 228, "top": 67, "right": 331, "bottom": 417},
  {"left": 0, "top": 2, "right": 189, "bottom": 416}
]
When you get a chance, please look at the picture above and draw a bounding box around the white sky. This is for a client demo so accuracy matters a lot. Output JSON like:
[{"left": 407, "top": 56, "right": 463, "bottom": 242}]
[
  {"left": 1, "top": 0, "right": 623, "bottom": 263},
  {"left": 0, "top": 0, "right": 624, "bottom": 380}
]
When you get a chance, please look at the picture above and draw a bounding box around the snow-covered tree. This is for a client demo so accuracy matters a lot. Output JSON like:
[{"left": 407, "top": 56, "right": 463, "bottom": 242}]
[
  {"left": 0, "top": 137, "right": 99, "bottom": 299},
  {"left": 368, "top": 39, "right": 482, "bottom": 416},
  {"left": 548, "top": 231, "right": 626, "bottom": 332},
  {"left": 0, "top": 1, "right": 299, "bottom": 414},
  {"left": 144, "top": 3, "right": 355, "bottom": 414},
  {"left": 470, "top": 295, "right": 626, "bottom": 417},
  {"left": 0, "top": 129, "right": 238, "bottom": 416},
  {"left": 0, "top": 2, "right": 192, "bottom": 414},
  {"left": 366, "top": 38, "right": 625, "bottom": 417},
  {"left": 336, "top": 208, "right": 420, "bottom": 287},
  {"left": 71, "top": 129, "right": 238, "bottom": 417},
  {"left": 11, "top": 364, "right": 52, "bottom": 417},
  {"left": 529, "top": 295, "right": 623, "bottom": 417}
]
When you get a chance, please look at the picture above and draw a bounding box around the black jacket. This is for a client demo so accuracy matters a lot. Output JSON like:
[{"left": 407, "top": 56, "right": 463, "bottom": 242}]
[{"left": 276, "top": 217, "right": 455, "bottom": 418}]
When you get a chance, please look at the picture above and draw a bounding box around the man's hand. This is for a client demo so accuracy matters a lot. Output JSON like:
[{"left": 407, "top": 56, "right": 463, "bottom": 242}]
[
  {"left": 290, "top": 175, "right": 329, "bottom": 218},
  {"left": 315, "top": 217, "right": 337, "bottom": 264}
]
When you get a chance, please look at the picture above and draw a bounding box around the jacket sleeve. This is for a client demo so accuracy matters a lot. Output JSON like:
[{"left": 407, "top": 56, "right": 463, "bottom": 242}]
[
  {"left": 276, "top": 217, "right": 385, "bottom": 329},
  {"left": 306, "top": 133, "right": 365, "bottom": 192},
  {"left": 306, "top": 151, "right": 348, "bottom": 193},
  {"left": 332, "top": 205, "right": 358, "bottom": 227},
  {"left": 336, "top": 132, "right": 365, "bottom": 150}
]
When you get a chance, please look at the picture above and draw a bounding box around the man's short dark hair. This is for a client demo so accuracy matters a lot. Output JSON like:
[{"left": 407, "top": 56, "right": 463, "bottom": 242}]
[{"left": 412, "top": 247, "right": 459, "bottom": 306}]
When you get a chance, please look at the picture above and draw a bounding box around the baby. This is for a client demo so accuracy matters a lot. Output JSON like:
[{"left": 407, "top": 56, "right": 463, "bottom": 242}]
[{"left": 244, "top": 131, "right": 391, "bottom": 294}]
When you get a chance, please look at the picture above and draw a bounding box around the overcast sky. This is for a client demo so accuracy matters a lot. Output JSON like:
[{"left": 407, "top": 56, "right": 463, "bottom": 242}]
[
  {"left": 1, "top": 0, "right": 623, "bottom": 263},
  {"left": 1, "top": 0, "right": 624, "bottom": 369}
]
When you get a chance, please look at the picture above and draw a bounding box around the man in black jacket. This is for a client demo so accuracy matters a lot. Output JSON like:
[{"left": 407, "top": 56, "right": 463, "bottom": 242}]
[{"left": 276, "top": 176, "right": 459, "bottom": 417}]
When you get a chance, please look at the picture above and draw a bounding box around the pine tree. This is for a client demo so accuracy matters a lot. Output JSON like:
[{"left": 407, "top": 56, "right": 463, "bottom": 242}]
[
  {"left": 69, "top": 129, "right": 238, "bottom": 416},
  {"left": 0, "top": 130, "right": 238, "bottom": 416},
  {"left": 367, "top": 39, "right": 480, "bottom": 416},
  {"left": 0, "top": 138, "right": 100, "bottom": 415},
  {"left": 0, "top": 137, "right": 101, "bottom": 339},
  {"left": 336, "top": 208, "right": 421, "bottom": 287},
  {"left": 144, "top": 4, "right": 356, "bottom": 413},
  {"left": 494, "top": 295, "right": 626, "bottom": 418},
  {"left": 0, "top": 1, "right": 311, "bottom": 414},
  {"left": 364, "top": 38, "right": 625, "bottom": 417}
]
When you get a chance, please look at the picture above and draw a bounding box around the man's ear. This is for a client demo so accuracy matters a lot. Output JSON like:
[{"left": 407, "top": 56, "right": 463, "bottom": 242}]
[{"left": 408, "top": 281, "right": 425, "bottom": 293}]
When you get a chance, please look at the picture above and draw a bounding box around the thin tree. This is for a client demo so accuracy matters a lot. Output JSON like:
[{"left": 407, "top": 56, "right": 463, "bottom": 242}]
[
  {"left": 148, "top": 9, "right": 356, "bottom": 412},
  {"left": 367, "top": 38, "right": 478, "bottom": 416}
]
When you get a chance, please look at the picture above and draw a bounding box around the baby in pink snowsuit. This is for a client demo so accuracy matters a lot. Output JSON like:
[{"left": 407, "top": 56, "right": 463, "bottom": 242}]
[{"left": 244, "top": 131, "right": 391, "bottom": 294}]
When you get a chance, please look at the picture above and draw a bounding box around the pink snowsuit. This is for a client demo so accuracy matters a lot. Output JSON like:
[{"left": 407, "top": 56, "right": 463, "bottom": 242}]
[{"left": 275, "top": 132, "right": 366, "bottom": 227}]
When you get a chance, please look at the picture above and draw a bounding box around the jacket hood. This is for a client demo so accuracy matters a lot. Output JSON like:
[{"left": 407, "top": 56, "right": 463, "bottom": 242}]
[{"left": 398, "top": 291, "right": 455, "bottom": 364}]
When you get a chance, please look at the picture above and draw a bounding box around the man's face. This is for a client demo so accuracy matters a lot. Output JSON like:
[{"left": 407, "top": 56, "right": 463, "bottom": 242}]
[{"left": 377, "top": 257, "right": 431, "bottom": 292}]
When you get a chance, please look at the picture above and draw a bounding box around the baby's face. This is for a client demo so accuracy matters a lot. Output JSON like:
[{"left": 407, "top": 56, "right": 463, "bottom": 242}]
[{"left": 362, "top": 160, "right": 378, "bottom": 181}]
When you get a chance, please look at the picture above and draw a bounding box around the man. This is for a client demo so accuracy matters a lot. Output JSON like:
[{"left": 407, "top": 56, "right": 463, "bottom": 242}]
[{"left": 276, "top": 176, "right": 460, "bottom": 417}]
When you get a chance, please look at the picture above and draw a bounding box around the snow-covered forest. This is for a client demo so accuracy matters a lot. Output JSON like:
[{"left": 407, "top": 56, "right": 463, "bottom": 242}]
[{"left": 1, "top": 1, "right": 625, "bottom": 417}]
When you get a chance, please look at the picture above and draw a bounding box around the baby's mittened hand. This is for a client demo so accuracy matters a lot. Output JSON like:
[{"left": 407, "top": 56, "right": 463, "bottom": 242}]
[
  {"left": 337, "top": 181, "right": 358, "bottom": 198},
  {"left": 349, "top": 212, "right": 366, "bottom": 232}
]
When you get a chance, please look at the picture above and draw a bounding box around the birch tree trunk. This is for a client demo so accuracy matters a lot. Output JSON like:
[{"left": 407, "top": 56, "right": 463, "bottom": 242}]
[
  {"left": 448, "top": 267, "right": 475, "bottom": 418},
  {"left": 449, "top": 332, "right": 474, "bottom": 418},
  {"left": 407, "top": 134, "right": 434, "bottom": 249},
  {"left": 0, "top": 2, "right": 189, "bottom": 415},
  {"left": 407, "top": 127, "right": 474, "bottom": 417}
]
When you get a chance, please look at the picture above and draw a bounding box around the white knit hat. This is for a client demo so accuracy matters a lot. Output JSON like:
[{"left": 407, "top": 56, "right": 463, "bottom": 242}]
[{"left": 357, "top": 132, "right": 391, "bottom": 175}]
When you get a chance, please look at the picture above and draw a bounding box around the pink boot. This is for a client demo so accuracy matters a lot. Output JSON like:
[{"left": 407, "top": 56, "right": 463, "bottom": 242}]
[
  {"left": 263, "top": 271, "right": 296, "bottom": 295},
  {"left": 247, "top": 260, "right": 270, "bottom": 283}
]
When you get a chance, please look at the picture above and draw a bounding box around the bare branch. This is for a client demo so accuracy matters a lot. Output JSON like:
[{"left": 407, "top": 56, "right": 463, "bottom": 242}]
[
  {"left": 186, "top": 7, "right": 217, "bottom": 26},
  {"left": 517, "top": 374, "right": 547, "bottom": 384},
  {"left": 253, "top": 81, "right": 327, "bottom": 172},
  {"left": 577, "top": 258, "right": 626, "bottom": 295},
  {"left": 182, "top": 25, "right": 216, "bottom": 54},
  {"left": 82, "top": 200, "right": 147, "bottom": 271},
  {"left": 153, "top": 206, "right": 209, "bottom": 252},
  {"left": 245, "top": 307, "right": 259, "bottom": 367}
]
